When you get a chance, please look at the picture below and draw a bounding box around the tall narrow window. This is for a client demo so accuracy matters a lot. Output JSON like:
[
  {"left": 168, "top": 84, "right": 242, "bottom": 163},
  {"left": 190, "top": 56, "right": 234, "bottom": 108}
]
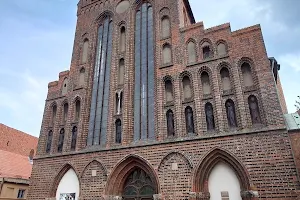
[
  {"left": 46, "top": 130, "right": 53, "bottom": 153},
  {"left": 120, "top": 27, "right": 126, "bottom": 52},
  {"left": 115, "top": 91, "right": 123, "bottom": 115},
  {"left": 217, "top": 42, "right": 227, "bottom": 56},
  {"left": 79, "top": 68, "right": 85, "bottom": 86},
  {"left": 241, "top": 63, "right": 254, "bottom": 87},
  {"left": 115, "top": 119, "right": 122, "bottom": 144},
  {"left": 248, "top": 95, "right": 261, "bottom": 124},
  {"left": 165, "top": 80, "right": 174, "bottom": 103},
  {"left": 118, "top": 59, "right": 125, "bottom": 85},
  {"left": 57, "top": 128, "right": 65, "bottom": 153},
  {"left": 185, "top": 106, "right": 195, "bottom": 134},
  {"left": 62, "top": 78, "right": 68, "bottom": 95},
  {"left": 63, "top": 103, "right": 68, "bottom": 124},
  {"left": 29, "top": 149, "right": 34, "bottom": 163},
  {"left": 162, "top": 44, "right": 172, "bottom": 64},
  {"left": 187, "top": 41, "right": 196, "bottom": 63},
  {"left": 134, "top": 3, "right": 155, "bottom": 141},
  {"left": 51, "top": 105, "right": 57, "bottom": 126},
  {"left": 82, "top": 39, "right": 89, "bottom": 64},
  {"left": 161, "top": 16, "right": 171, "bottom": 38},
  {"left": 71, "top": 126, "right": 77, "bottom": 151},
  {"left": 203, "top": 46, "right": 211, "bottom": 59},
  {"left": 88, "top": 16, "right": 113, "bottom": 146},
  {"left": 225, "top": 99, "right": 237, "bottom": 128},
  {"left": 182, "top": 76, "right": 192, "bottom": 101},
  {"left": 75, "top": 100, "right": 81, "bottom": 121},
  {"left": 220, "top": 67, "right": 231, "bottom": 91},
  {"left": 201, "top": 72, "right": 211, "bottom": 95},
  {"left": 166, "top": 110, "right": 175, "bottom": 137},
  {"left": 205, "top": 102, "right": 215, "bottom": 131}
]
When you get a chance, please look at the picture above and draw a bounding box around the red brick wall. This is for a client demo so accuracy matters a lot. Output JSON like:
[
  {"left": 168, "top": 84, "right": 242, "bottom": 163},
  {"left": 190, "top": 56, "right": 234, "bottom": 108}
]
[{"left": 29, "top": 0, "right": 296, "bottom": 199}]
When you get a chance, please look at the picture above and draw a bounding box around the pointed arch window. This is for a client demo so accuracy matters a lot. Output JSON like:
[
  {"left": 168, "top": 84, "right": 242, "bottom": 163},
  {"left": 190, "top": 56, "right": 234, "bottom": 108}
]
[
  {"left": 201, "top": 71, "right": 211, "bottom": 95},
  {"left": 217, "top": 42, "right": 227, "bottom": 56},
  {"left": 134, "top": 3, "right": 155, "bottom": 141},
  {"left": 88, "top": 15, "right": 113, "bottom": 146},
  {"left": 187, "top": 41, "right": 196, "bottom": 63},
  {"left": 220, "top": 67, "right": 231, "bottom": 91},
  {"left": 63, "top": 103, "right": 68, "bottom": 124},
  {"left": 82, "top": 39, "right": 89, "bottom": 64},
  {"left": 241, "top": 63, "right": 254, "bottom": 87},
  {"left": 225, "top": 99, "right": 237, "bottom": 128},
  {"left": 205, "top": 102, "right": 215, "bottom": 131},
  {"left": 79, "top": 68, "right": 85, "bottom": 86},
  {"left": 185, "top": 106, "right": 195, "bottom": 134},
  {"left": 161, "top": 16, "right": 171, "bottom": 38},
  {"left": 166, "top": 109, "right": 175, "bottom": 137},
  {"left": 75, "top": 100, "right": 81, "bottom": 121},
  {"left": 46, "top": 130, "right": 53, "bottom": 153},
  {"left": 71, "top": 126, "right": 77, "bottom": 151},
  {"left": 116, "top": 91, "right": 123, "bottom": 115},
  {"left": 118, "top": 59, "right": 125, "bottom": 85},
  {"left": 120, "top": 26, "right": 126, "bottom": 52},
  {"left": 58, "top": 128, "right": 65, "bottom": 153},
  {"left": 162, "top": 44, "right": 172, "bottom": 65},
  {"left": 115, "top": 119, "right": 122, "bottom": 144},
  {"left": 165, "top": 79, "right": 174, "bottom": 103},
  {"left": 248, "top": 95, "right": 261, "bottom": 124},
  {"left": 182, "top": 76, "right": 192, "bottom": 101}
]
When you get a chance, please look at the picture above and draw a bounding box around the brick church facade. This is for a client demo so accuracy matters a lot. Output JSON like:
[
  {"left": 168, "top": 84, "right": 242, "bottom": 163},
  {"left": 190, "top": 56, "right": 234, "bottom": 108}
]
[{"left": 28, "top": 0, "right": 300, "bottom": 199}]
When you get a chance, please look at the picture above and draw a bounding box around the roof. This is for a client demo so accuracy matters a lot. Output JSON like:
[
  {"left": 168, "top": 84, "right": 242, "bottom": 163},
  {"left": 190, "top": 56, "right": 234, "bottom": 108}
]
[
  {"left": 0, "top": 150, "right": 33, "bottom": 179},
  {"left": 0, "top": 123, "right": 38, "bottom": 157},
  {"left": 284, "top": 113, "right": 300, "bottom": 131}
]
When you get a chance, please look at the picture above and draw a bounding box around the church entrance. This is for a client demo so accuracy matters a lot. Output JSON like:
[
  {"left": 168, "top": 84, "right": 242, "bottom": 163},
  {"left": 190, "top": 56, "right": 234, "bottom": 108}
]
[{"left": 122, "top": 168, "right": 155, "bottom": 200}]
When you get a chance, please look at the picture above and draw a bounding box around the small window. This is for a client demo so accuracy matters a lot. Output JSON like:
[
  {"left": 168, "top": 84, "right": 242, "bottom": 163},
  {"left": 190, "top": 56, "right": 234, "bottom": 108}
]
[
  {"left": 57, "top": 128, "right": 65, "bottom": 153},
  {"left": 241, "top": 63, "right": 254, "bottom": 87},
  {"left": 225, "top": 99, "right": 237, "bottom": 128},
  {"left": 118, "top": 59, "right": 125, "bottom": 85},
  {"left": 203, "top": 46, "right": 211, "bottom": 59},
  {"left": 17, "top": 189, "right": 25, "bottom": 199},
  {"left": 166, "top": 109, "right": 175, "bottom": 137},
  {"left": 248, "top": 95, "right": 261, "bottom": 124},
  {"left": 220, "top": 67, "right": 231, "bottom": 91},
  {"left": 75, "top": 100, "right": 81, "bottom": 121},
  {"left": 182, "top": 76, "right": 192, "bottom": 100},
  {"left": 79, "top": 68, "right": 85, "bottom": 86},
  {"left": 120, "top": 27, "right": 126, "bottom": 52},
  {"left": 185, "top": 106, "right": 194, "bottom": 134},
  {"left": 217, "top": 43, "right": 227, "bottom": 56},
  {"left": 201, "top": 72, "right": 211, "bottom": 95},
  {"left": 29, "top": 149, "right": 34, "bottom": 164},
  {"left": 62, "top": 78, "right": 68, "bottom": 95},
  {"left": 46, "top": 130, "right": 53, "bottom": 153},
  {"left": 162, "top": 44, "right": 172, "bottom": 64},
  {"left": 187, "top": 41, "right": 196, "bottom": 63},
  {"left": 161, "top": 16, "right": 171, "bottom": 38},
  {"left": 82, "top": 39, "right": 89, "bottom": 63},
  {"left": 205, "top": 102, "right": 215, "bottom": 131},
  {"left": 63, "top": 103, "right": 69, "bottom": 124},
  {"left": 71, "top": 126, "right": 77, "bottom": 151},
  {"left": 115, "top": 119, "right": 122, "bottom": 144},
  {"left": 165, "top": 80, "right": 174, "bottom": 103}
]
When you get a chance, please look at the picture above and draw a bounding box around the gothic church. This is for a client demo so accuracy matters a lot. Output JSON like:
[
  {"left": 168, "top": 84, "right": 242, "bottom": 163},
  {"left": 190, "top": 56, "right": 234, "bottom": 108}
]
[{"left": 28, "top": 0, "right": 300, "bottom": 199}]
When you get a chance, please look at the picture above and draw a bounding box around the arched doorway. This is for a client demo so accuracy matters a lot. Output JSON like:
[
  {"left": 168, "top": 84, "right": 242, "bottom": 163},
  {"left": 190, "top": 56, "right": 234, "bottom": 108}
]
[
  {"left": 122, "top": 168, "right": 155, "bottom": 200},
  {"left": 105, "top": 155, "right": 160, "bottom": 200}
]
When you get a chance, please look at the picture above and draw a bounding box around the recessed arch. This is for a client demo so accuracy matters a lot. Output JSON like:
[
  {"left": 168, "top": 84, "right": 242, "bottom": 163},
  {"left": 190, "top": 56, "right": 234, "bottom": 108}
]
[
  {"left": 105, "top": 154, "right": 160, "bottom": 195},
  {"left": 193, "top": 148, "right": 251, "bottom": 193},
  {"left": 50, "top": 163, "right": 80, "bottom": 197}
]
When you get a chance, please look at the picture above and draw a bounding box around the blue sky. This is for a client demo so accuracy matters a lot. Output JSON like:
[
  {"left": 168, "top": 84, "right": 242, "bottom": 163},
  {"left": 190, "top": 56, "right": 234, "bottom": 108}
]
[{"left": 0, "top": 0, "right": 299, "bottom": 137}]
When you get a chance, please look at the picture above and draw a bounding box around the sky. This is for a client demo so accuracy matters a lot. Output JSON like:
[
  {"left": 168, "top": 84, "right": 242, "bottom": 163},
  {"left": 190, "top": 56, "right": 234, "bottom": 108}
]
[{"left": 0, "top": 0, "right": 299, "bottom": 137}]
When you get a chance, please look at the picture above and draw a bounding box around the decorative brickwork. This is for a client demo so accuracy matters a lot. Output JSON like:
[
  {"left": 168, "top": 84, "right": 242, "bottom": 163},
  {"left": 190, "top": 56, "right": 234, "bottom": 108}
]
[{"left": 28, "top": 0, "right": 299, "bottom": 199}]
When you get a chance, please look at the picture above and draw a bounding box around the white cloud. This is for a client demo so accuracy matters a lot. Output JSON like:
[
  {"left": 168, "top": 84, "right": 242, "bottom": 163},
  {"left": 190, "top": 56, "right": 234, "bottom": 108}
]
[{"left": 279, "top": 53, "right": 300, "bottom": 72}]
